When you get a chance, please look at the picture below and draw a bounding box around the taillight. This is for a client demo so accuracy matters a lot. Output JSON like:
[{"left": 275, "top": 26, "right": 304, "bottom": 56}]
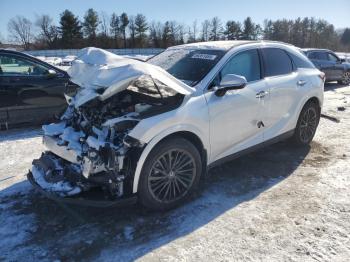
[{"left": 318, "top": 72, "right": 326, "bottom": 82}]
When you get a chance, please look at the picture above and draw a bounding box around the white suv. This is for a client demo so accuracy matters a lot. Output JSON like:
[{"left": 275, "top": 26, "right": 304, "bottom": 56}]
[{"left": 29, "top": 41, "right": 324, "bottom": 210}]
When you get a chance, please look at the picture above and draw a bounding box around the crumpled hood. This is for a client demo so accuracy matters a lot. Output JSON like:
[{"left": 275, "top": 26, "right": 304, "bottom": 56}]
[{"left": 68, "top": 47, "right": 194, "bottom": 108}]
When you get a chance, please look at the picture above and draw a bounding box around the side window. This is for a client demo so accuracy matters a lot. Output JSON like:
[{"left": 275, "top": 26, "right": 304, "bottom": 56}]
[
  {"left": 261, "top": 48, "right": 293, "bottom": 77},
  {"left": 315, "top": 52, "right": 328, "bottom": 61},
  {"left": 220, "top": 49, "right": 261, "bottom": 82},
  {"left": 327, "top": 53, "right": 338, "bottom": 62},
  {"left": 0, "top": 55, "right": 50, "bottom": 76},
  {"left": 308, "top": 52, "right": 316, "bottom": 59},
  {"left": 288, "top": 52, "right": 315, "bottom": 69}
]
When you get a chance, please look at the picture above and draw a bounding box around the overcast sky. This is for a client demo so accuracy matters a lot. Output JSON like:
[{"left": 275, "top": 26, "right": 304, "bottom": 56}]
[{"left": 1, "top": 0, "right": 349, "bottom": 42}]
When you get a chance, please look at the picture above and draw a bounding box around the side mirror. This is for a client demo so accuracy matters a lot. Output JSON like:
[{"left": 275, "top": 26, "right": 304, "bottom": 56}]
[
  {"left": 340, "top": 58, "right": 346, "bottom": 63},
  {"left": 214, "top": 74, "right": 247, "bottom": 97},
  {"left": 47, "top": 69, "right": 57, "bottom": 78}
]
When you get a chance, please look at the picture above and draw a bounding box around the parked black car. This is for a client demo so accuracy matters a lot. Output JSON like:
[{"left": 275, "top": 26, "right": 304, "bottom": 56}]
[
  {"left": 303, "top": 48, "right": 350, "bottom": 85},
  {"left": 0, "top": 49, "right": 77, "bottom": 129}
]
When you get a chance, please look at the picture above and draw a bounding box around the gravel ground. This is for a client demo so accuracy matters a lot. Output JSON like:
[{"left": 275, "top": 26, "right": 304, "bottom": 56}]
[{"left": 0, "top": 83, "right": 349, "bottom": 262}]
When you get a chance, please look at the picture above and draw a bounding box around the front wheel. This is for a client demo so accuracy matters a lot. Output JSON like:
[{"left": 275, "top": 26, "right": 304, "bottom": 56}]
[
  {"left": 138, "top": 137, "right": 202, "bottom": 210},
  {"left": 292, "top": 101, "right": 320, "bottom": 146}
]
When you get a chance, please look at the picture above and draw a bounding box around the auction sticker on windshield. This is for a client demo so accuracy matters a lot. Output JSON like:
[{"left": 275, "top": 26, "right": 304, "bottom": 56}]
[{"left": 191, "top": 54, "right": 217, "bottom": 60}]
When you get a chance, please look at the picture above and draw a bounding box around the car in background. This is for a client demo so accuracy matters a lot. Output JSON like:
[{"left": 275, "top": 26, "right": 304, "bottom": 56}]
[
  {"left": 45, "top": 56, "right": 62, "bottom": 66},
  {"left": 0, "top": 49, "right": 78, "bottom": 129},
  {"left": 60, "top": 55, "right": 77, "bottom": 66},
  {"left": 303, "top": 48, "right": 350, "bottom": 85},
  {"left": 336, "top": 52, "right": 350, "bottom": 63}
]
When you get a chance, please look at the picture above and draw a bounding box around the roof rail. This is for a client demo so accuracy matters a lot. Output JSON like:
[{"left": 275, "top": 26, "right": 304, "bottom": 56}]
[{"left": 258, "top": 40, "right": 295, "bottom": 47}]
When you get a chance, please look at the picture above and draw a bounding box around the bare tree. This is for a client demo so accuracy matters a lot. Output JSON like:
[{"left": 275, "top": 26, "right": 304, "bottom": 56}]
[
  {"left": 201, "top": 19, "right": 210, "bottom": 41},
  {"left": 99, "top": 12, "right": 109, "bottom": 37},
  {"left": 188, "top": 20, "right": 198, "bottom": 43},
  {"left": 35, "top": 14, "right": 58, "bottom": 48},
  {"left": 8, "top": 16, "right": 33, "bottom": 49},
  {"left": 177, "top": 24, "right": 185, "bottom": 44},
  {"left": 192, "top": 20, "right": 198, "bottom": 41},
  {"left": 149, "top": 21, "right": 163, "bottom": 47},
  {"left": 209, "top": 17, "right": 223, "bottom": 40},
  {"left": 128, "top": 16, "right": 136, "bottom": 47}
]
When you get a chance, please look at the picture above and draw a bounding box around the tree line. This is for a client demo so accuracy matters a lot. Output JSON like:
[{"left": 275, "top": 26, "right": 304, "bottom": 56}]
[{"left": 6, "top": 8, "right": 350, "bottom": 51}]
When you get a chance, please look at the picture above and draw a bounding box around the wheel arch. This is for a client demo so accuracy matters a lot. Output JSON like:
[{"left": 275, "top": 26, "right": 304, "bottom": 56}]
[
  {"left": 131, "top": 129, "right": 208, "bottom": 194},
  {"left": 305, "top": 96, "right": 321, "bottom": 113}
]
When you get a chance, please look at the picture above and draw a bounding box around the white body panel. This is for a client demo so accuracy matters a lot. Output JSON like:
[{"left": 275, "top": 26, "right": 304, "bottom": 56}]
[{"left": 129, "top": 42, "right": 324, "bottom": 193}]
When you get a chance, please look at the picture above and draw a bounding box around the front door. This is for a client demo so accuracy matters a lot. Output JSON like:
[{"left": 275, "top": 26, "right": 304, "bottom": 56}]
[
  {"left": 0, "top": 54, "right": 67, "bottom": 125},
  {"left": 205, "top": 48, "right": 268, "bottom": 163},
  {"left": 327, "top": 52, "right": 344, "bottom": 80}
]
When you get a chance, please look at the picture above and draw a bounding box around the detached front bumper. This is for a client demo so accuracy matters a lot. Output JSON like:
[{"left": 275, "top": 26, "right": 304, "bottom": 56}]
[{"left": 27, "top": 171, "right": 137, "bottom": 208}]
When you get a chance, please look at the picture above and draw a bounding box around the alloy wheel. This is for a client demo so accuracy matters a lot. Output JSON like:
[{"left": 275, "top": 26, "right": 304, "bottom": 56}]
[
  {"left": 299, "top": 107, "right": 318, "bottom": 143},
  {"left": 148, "top": 149, "right": 196, "bottom": 203},
  {"left": 342, "top": 72, "right": 350, "bottom": 85}
]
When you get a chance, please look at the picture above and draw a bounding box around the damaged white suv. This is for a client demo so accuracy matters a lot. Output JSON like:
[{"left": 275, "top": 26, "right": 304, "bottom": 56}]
[{"left": 29, "top": 41, "right": 324, "bottom": 210}]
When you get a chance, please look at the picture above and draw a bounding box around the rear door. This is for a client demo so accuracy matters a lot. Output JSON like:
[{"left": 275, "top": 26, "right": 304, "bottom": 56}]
[
  {"left": 0, "top": 54, "right": 68, "bottom": 125},
  {"left": 260, "top": 48, "right": 299, "bottom": 141}
]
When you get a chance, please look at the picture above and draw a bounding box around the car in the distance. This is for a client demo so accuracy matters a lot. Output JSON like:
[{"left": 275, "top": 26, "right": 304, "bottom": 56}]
[
  {"left": 0, "top": 49, "right": 78, "bottom": 129},
  {"left": 60, "top": 55, "right": 77, "bottom": 66},
  {"left": 303, "top": 48, "right": 350, "bottom": 85},
  {"left": 29, "top": 42, "right": 324, "bottom": 210}
]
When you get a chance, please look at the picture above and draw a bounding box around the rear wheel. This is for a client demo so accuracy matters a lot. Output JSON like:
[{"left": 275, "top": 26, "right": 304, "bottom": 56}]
[
  {"left": 292, "top": 101, "right": 320, "bottom": 146},
  {"left": 138, "top": 137, "right": 202, "bottom": 210},
  {"left": 338, "top": 71, "right": 350, "bottom": 85}
]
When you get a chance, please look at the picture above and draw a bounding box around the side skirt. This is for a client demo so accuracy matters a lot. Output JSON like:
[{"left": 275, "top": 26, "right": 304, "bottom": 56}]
[{"left": 208, "top": 129, "right": 295, "bottom": 169}]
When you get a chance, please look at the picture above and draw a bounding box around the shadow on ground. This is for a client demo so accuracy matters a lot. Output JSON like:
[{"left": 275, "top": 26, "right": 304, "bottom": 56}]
[
  {"left": 324, "top": 82, "right": 349, "bottom": 91},
  {"left": 0, "top": 138, "right": 331, "bottom": 261}
]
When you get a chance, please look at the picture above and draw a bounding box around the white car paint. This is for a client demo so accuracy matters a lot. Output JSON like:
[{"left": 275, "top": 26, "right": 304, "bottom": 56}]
[{"left": 129, "top": 41, "right": 324, "bottom": 193}]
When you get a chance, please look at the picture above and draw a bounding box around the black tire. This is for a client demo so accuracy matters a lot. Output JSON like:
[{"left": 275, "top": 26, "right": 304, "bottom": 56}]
[
  {"left": 292, "top": 101, "right": 320, "bottom": 146},
  {"left": 338, "top": 71, "right": 350, "bottom": 85},
  {"left": 138, "top": 137, "right": 202, "bottom": 210}
]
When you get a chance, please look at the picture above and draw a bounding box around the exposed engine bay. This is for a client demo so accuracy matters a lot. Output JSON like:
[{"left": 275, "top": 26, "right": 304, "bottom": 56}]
[{"left": 29, "top": 48, "right": 190, "bottom": 202}]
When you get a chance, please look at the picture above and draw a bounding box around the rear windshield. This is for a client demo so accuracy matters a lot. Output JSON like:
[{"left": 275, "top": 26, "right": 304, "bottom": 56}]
[{"left": 148, "top": 49, "right": 226, "bottom": 86}]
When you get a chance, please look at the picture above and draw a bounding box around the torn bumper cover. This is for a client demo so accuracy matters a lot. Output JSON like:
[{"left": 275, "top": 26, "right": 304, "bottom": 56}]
[
  {"left": 27, "top": 171, "right": 137, "bottom": 208},
  {"left": 29, "top": 134, "right": 140, "bottom": 206}
]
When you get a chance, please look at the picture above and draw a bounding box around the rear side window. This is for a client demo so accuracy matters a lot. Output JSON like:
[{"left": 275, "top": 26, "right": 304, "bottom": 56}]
[
  {"left": 287, "top": 52, "right": 315, "bottom": 69},
  {"left": 261, "top": 48, "right": 293, "bottom": 77}
]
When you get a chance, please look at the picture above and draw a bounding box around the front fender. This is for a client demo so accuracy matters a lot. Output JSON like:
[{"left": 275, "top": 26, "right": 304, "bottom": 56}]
[{"left": 129, "top": 123, "right": 209, "bottom": 193}]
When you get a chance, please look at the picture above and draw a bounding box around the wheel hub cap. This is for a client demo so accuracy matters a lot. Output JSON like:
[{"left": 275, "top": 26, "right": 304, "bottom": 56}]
[{"left": 148, "top": 149, "right": 196, "bottom": 203}]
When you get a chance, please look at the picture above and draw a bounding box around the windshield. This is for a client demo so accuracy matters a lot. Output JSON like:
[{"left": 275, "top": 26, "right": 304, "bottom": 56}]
[{"left": 148, "top": 48, "right": 226, "bottom": 86}]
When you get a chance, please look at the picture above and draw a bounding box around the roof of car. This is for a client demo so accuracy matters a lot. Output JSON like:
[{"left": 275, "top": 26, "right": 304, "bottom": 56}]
[
  {"left": 302, "top": 48, "right": 331, "bottom": 52},
  {"left": 0, "top": 48, "right": 39, "bottom": 59},
  {"left": 168, "top": 40, "right": 257, "bottom": 50},
  {"left": 168, "top": 40, "right": 296, "bottom": 51}
]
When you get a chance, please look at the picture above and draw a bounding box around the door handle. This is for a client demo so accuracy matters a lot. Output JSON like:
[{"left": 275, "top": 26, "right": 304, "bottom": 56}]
[
  {"left": 256, "top": 90, "right": 269, "bottom": 99},
  {"left": 297, "top": 80, "right": 307, "bottom": 86}
]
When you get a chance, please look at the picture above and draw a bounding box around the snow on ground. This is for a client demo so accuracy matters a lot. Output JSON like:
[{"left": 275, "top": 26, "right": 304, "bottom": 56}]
[{"left": 0, "top": 83, "right": 350, "bottom": 261}]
